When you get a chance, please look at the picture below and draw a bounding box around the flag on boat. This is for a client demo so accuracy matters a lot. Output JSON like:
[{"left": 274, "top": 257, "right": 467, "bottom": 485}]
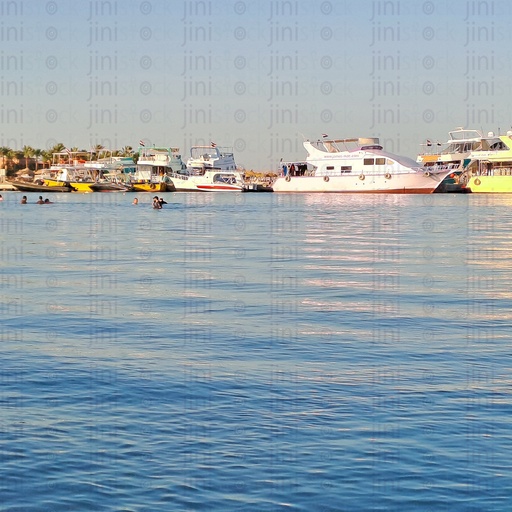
[
  {"left": 210, "top": 141, "right": 217, "bottom": 148},
  {"left": 322, "top": 133, "right": 328, "bottom": 138},
  {"left": 139, "top": 140, "right": 145, "bottom": 147}
]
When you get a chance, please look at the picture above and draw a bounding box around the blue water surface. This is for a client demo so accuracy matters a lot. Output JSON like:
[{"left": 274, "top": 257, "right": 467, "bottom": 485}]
[{"left": 1, "top": 191, "right": 511, "bottom": 511}]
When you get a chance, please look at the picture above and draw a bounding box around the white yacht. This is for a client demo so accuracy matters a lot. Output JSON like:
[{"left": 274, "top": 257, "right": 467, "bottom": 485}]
[
  {"left": 417, "top": 128, "right": 496, "bottom": 169},
  {"left": 186, "top": 145, "right": 237, "bottom": 171},
  {"left": 169, "top": 144, "right": 244, "bottom": 191},
  {"left": 272, "top": 137, "right": 453, "bottom": 193}
]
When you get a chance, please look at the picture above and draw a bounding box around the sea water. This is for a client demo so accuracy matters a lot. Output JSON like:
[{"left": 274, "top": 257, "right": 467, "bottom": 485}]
[{"left": 1, "top": 191, "right": 511, "bottom": 511}]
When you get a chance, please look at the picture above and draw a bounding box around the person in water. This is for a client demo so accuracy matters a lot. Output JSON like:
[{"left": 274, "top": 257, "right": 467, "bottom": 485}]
[
  {"left": 20, "top": 196, "right": 27, "bottom": 204},
  {"left": 36, "top": 196, "right": 44, "bottom": 204},
  {"left": 152, "top": 196, "right": 162, "bottom": 209},
  {"left": 159, "top": 197, "right": 167, "bottom": 205},
  {"left": 132, "top": 197, "right": 139, "bottom": 205},
  {"left": 44, "top": 198, "right": 53, "bottom": 204}
]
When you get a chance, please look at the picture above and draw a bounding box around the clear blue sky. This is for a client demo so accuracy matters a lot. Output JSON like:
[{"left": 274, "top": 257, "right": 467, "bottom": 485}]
[{"left": 2, "top": 0, "right": 511, "bottom": 169}]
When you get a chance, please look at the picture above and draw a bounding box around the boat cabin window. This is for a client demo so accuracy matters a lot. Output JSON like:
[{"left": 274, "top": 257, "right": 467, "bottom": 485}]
[
  {"left": 340, "top": 166, "right": 352, "bottom": 172},
  {"left": 326, "top": 166, "right": 335, "bottom": 170},
  {"left": 375, "top": 158, "right": 386, "bottom": 165},
  {"left": 364, "top": 158, "right": 374, "bottom": 166},
  {"left": 490, "top": 141, "right": 507, "bottom": 150},
  {"left": 387, "top": 159, "right": 394, "bottom": 165}
]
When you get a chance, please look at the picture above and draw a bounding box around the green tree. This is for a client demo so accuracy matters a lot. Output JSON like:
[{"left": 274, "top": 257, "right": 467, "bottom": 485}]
[
  {"left": 5, "top": 149, "right": 16, "bottom": 176},
  {"left": 22, "top": 145, "right": 34, "bottom": 169},
  {"left": 42, "top": 150, "right": 53, "bottom": 168},
  {"left": 50, "top": 142, "right": 66, "bottom": 154},
  {"left": 33, "top": 149, "right": 43, "bottom": 171},
  {"left": 120, "top": 145, "right": 134, "bottom": 157},
  {"left": 0, "top": 146, "right": 11, "bottom": 171}
]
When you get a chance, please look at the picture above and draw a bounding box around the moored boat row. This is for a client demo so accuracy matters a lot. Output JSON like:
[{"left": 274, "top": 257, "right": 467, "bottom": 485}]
[
  {"left": 10, "top": 144, "right": 247, "bottom": 194},
  {"left": 8, "top": 129, "right": 512, "bottom": 194}
]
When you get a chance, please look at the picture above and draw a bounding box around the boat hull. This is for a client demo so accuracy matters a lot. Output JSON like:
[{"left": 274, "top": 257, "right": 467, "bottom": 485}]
[
  {"left": 271, "top": 173, "right": 449, "bottom": 193},
  {"left": 171, "top": 174, "right": 243, "bottom": 192},
  {"left": 9, "top": 180, "right": 73, "bottom": 192},
  {"left": 131, "top": 182, "right": 168, "bottom": 192},
  {"left": 195, "top": 184, "right": 243, "bottom": 191},
  {"left": 467, "top": 175, "right": 512, "bottom": 193},
  {"left": 89, "top": 182, "right": 133, "bottom": 192},
  {"left": 44, "top": 179, "right": 94, "bottom": 192}
]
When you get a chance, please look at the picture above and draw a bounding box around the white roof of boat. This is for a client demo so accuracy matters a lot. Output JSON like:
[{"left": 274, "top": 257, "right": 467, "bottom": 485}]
[
  {"left": 317, "top": 137, "right": 380, "bottom": 145},
  {"left": 306, "top": 140, "right": 423, "bottom": 169}
]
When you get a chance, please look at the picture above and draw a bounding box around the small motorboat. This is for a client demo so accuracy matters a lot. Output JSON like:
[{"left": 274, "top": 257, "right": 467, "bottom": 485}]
[{"left": 8, "top": 179, "right": 74, "bottom": 193}]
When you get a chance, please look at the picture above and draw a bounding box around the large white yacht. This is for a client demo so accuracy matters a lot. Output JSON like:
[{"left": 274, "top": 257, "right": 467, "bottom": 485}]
[{"left": 272, "top": 137, "right": 453, "bottom": 193}]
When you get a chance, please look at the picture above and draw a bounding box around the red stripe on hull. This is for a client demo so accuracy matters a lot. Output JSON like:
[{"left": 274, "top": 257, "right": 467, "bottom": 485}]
[
  {"left": 196, "top": 185, "right": 242, "bottom": 191},
  {"left": 273, "top": 188, "right": 436, "bottom": 194}
]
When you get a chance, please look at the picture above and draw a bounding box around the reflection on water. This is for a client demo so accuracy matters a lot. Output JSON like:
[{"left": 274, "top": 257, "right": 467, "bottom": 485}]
[{"left": 1, "top": 191, "right": 511, "bottom": 510}]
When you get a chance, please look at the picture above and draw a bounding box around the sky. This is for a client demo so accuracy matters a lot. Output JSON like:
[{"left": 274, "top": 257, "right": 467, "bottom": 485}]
[{"left": 2, "top": 0, "right": 512, "bottom": 170}]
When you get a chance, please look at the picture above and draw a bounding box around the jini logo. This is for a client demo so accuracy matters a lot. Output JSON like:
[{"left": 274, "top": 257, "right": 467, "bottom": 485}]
[
  {"left": 87, "top": 0, "right": 118, "bottom": 21},
  {"left": 181, "top": 0, "right": 212, "bottom": 21},
  {"left": 370, "top": 0, "right": 400, "bottom": 20},
  {"left": 268, "top": 0, "right": 298, "bottom": 20},
  {"left": 464, "top": 0, "right": 494, "bottom": 20},
  {"left": 0, "top": 76, "right": 23, "bottom": 95},
  {"left": 0, "top": 104, "right": 23, "bottom": 123},
  {"left": 87, "top": 22, "right": 118, "bottom": 46},
  {"left": 0, "top": 21, "right": 23, "bottom": 41}
]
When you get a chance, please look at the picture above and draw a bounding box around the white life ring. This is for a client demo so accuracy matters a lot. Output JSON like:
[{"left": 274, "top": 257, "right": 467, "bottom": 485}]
[
  {"left": 474, "top": 178, "right": 481, "bottom": 186},
  {"left": 385, "top": 173, "right": 391, "bottom": 179},
  {"left": 424, "top": 171, "right": 431, "bottom": 177},
  {"left": 285, "top": 175, "right": 291, "bottom": 182},
  {"left": 324, "top": 176, "right": 329, "bottom": 182},
  {"left": 359, "top": 174, "right": 365, "bottom": 181}
]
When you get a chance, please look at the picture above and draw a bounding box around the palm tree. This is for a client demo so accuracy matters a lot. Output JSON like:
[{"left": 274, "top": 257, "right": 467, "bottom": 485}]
[
  {"left": 22, "top": 145, "right": 34, "bottom": 170},
  {"left": 42, "top": 150, "right": 53, "bottom": 169},
  {"left": 33, "top": 149, "right": 43, "bottom": 171},
  {"left": 50, "top": 142, "right": 66, "bottom": 154},
  {"left": 0, "top": 146, "right": 11, "bottom": 171},
  {"left": 119, "top": 145, "right": 134, "bottom": 157},
  {"left": 5, "top": 149, "right": 16, "bottom": 176}
]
